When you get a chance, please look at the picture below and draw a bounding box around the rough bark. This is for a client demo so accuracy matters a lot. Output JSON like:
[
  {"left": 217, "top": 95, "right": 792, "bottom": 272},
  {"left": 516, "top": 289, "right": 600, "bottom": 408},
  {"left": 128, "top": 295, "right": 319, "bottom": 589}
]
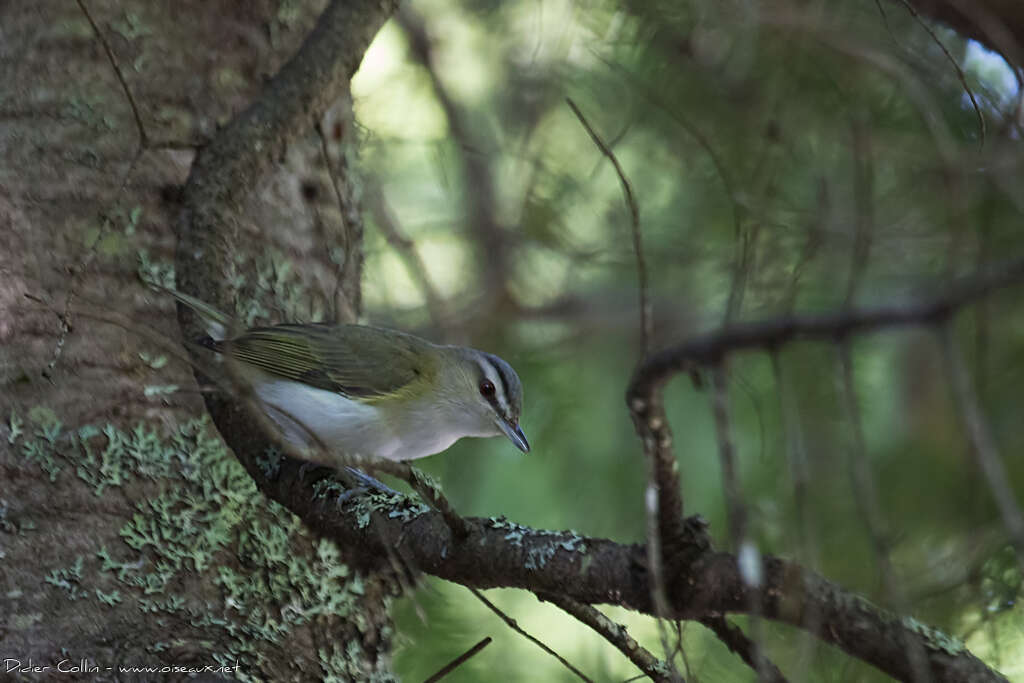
[{"left": 1, "top": 1, "right": 394, "bottom": 679}]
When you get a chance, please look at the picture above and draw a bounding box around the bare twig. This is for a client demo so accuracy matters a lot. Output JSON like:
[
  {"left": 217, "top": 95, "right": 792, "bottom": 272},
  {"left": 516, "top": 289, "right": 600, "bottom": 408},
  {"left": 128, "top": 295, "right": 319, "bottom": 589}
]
[
  {"left": 835, "top": 343, "right": 892, "bottom": 583},
  {"left": 567, "top": 95, "right": 681, "bottom": 674},
  {"left": 468, "top": 588, "right": 593, "bottom": 682},
  {"left": 366, "top": 183, "right": 453, "bottom": 333},
  {"left": 630, "top": 251, "right": 1024, "bottom": 396},
  {"left": 709, "top": 365, "right": 747, "bottom": 550},
  {"left": 698, "top": 616, "right": 788, "bottom": 683},
  {"left": 770, "top": 351, "right": 819, "bottom": 681},
  {"left": 75, "top": 0, "right": 148, "bottom": 148},
  {"left": 938, "top": 324, "right": 1024, "bottom": 571},
  {"left": 708, "top": 365, "right": 771, "bottom": 680},
  {"left": 315, "top": 122, "right": 359, "bottom": 324},
  {"left": 892, "top": 0, "right": 986, "bottom": 149},
  {"left": 836, "top": 342, "right": 933, "bottom": 683},
  {"left": 397, "top": 5, "right": 510, "bottom": 305},
  {"left": 603, "top": 59, "right": 744, "bottom": 284},
  {"left": 565, "top": 97, "right": 649, "bottom": 353},
  {"left": 539, "top": 593, "right": 677, "bottom": 683},
  {"left": 75, "top": 0, "right": 199, "bottom": 152},
  {"left": 845, "top": 120, "right": 874, "bottom": 307},
  {"left": 423, "top": 637, "right": 492, "bottom": 683},
  {"left": 386, "top": 462, "right": 470, "bottom": 539},
  {"left": 641, "top": 455, "right": 677, "bottom": 665}
]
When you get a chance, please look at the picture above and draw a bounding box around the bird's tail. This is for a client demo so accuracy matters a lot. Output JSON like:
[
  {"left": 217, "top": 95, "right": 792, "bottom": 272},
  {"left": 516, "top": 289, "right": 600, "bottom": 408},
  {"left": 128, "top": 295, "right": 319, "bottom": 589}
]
[{"left": 147, "top": 282, "right": 233, "bottom": 341}]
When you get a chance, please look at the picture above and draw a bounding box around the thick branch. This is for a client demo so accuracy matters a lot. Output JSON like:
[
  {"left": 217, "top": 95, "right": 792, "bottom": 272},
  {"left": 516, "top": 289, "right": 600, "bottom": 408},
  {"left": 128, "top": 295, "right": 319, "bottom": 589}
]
[{"left": 228, "top": 475, "right": 1005, "bottom": 682}]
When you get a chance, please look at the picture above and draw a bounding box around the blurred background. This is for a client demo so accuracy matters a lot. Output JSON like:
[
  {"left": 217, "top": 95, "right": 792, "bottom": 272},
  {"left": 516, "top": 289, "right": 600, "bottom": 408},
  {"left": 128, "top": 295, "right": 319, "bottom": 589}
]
[{"left": 344, "top": 0, "right": 1024, "bottom": 680}]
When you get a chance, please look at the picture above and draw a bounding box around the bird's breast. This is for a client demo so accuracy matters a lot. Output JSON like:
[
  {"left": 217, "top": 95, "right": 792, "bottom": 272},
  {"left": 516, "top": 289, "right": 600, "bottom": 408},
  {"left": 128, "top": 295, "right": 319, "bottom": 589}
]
[{"left": 252, "top": 378, "right": 467, "bottom": 462}]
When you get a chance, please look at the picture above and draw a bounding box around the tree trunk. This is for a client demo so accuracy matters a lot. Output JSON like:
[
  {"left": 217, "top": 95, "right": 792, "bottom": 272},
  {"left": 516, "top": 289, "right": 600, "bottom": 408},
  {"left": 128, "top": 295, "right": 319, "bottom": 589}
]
[{"left": 1, "top": 1, "right": 393, "bottom": 679}]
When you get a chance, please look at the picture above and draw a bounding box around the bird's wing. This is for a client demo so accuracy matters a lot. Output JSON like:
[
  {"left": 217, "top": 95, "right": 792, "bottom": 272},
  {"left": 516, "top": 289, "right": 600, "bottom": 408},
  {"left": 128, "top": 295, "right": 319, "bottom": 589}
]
[{"left": 226, "top": 324, "right": 433, "bottom": 400}]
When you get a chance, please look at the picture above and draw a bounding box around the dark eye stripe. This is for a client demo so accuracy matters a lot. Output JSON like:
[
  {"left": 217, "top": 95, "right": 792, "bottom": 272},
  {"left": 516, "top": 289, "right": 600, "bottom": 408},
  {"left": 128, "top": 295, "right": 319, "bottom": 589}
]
[
  {"left": 476, "top": 356, "right": 509, "bottom": 414},
  {"left": 483, "top": 353, "right": 512, "bottom": 405}
]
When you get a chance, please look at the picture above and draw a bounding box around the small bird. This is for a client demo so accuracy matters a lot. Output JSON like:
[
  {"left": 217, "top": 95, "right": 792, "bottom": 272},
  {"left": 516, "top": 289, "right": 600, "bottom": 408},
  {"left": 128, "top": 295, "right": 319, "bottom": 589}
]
[{"left": 160, "top": 286, "right": 529, "bottom": 464}]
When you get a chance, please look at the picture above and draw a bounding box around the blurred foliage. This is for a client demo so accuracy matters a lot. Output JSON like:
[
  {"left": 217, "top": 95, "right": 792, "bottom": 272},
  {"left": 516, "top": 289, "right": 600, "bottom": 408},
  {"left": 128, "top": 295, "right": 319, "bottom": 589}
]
[{"left": 348, "top": 0, "right": 1024, "bottom": 680}]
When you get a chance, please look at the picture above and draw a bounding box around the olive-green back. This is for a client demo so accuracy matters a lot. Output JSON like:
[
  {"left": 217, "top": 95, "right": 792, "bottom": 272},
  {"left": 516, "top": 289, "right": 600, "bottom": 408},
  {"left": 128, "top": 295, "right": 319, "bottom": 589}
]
[{"left": 226, "top": 324, "right": 435, "bottom": 401}]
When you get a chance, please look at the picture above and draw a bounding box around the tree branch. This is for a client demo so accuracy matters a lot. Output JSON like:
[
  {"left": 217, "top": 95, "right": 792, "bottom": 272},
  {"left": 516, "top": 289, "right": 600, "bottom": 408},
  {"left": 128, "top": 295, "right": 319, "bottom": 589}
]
[
  {"left": 396, "top": 5, "right": 511, "bottom": 308},
  {"left": 629, "top": 252, "right": 1024, "bottom": 398},
  {"left": 470, "top": 588, "right": 592, "bottom": 682},
  {"left": 698, "top": 616, "right": 788, "bottom": 683},
  {"left": 538, "top": 593, "right": 676, "bottom": 683}
]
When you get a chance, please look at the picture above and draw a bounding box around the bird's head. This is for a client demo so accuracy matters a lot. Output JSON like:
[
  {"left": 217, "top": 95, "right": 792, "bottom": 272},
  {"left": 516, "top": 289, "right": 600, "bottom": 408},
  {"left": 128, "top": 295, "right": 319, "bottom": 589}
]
[{"left": 441, "top": 347, "right": 529, "bottom": 453}]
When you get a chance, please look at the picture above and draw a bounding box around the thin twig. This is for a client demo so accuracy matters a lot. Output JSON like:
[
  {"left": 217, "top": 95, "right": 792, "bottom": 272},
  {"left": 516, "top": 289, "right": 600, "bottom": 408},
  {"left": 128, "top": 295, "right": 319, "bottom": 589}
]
[
  {"left": 836, "top": 342, "right": 932, "bottom": 683},
  {"left": 698, "top": 616, "right": 788, "bottom": 683},
  {"left": 642, "top": 460, "right": 680, "bottom": 676},
  {"left": 388, "top": 462, "right": 470, "bottom": 540},
  {"left": 423, "top": 637, "right": 492, "bottom": 683},
  {"left": 538, "top": 593, "right": 677, "bottom": 683},
  {"left": 709, "top": 366, "right": 769, "bottom": 680},
  {"left": 397, "top": 5, "right": 510, "bottom": 304},
  {"left": 629, "top": 251, "right": 1024, "bottom": 396},
  {"left": 567, "top": 97, "right": 681, "bottom": 675},
  {"left": 769, "top": 351, "right": 819, "bottom": 681},
  {"left": 603, "top": 58, "right": 744, "bottom": 278},
  {"left": 893, "top": 0, "right": 986, "bottom": 150},
  {"left": 845, "top": 119, "right": 874, "bottom": 307},
  {"left": 315, "top": 122, "right": 358, "bottom": 324},
  {"left": 709, "top": 366, "right": 747, "bottom": 552},
  {"left": 367, "top": 183, "right": 453, "bottom": 333},
  {"left": 782, "top": 180, "right": 826, "bottom": 311},
  {"left": 835, "top": 342, "right": 892, "bottom": 582},
  {"left": 468, "top": 588, "right": 593, "bottom": 682},
  {"left": 75, "top": 0, "right": 148, "bottom": 148},
  {"left": 565, "top": 97, "right": 649, "bottom": 353},
  {"left": 938, "top": 324, "right": 1024, "bottom": 571}
]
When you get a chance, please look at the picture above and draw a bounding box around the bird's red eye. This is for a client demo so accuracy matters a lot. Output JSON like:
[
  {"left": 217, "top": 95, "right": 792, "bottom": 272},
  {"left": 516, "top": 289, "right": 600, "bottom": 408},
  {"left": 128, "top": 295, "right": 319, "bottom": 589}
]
[{"left": 479, "top": 379, "right": 496, "bottom": 397}]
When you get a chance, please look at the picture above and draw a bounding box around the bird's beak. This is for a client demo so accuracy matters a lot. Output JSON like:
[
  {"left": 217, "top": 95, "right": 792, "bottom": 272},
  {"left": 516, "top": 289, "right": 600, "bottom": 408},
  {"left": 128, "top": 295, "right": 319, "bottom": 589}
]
[{"left": 498, "top": 419, "right": 530, "bottom": 453}]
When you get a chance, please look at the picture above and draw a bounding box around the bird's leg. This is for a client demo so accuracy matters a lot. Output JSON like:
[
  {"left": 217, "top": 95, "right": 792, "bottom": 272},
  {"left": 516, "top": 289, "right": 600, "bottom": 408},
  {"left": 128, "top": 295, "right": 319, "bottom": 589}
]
[
  {"left": 343, "top": 466, "right": 399, "bottom": 496},
  {"left": 297, "top": 461, "right": 314, "bottom": 483}
]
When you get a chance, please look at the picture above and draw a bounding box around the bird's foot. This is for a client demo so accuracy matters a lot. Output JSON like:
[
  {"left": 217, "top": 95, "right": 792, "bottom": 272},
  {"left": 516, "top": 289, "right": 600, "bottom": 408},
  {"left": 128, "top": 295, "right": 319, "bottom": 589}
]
[{"left": 343, "top": 466, "right": 399, "bottom": 496}]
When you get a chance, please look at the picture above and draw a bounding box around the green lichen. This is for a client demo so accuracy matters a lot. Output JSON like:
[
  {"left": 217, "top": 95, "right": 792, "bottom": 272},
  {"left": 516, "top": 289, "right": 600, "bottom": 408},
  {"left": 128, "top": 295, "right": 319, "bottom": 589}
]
[
  {"left": 125, "top": 206, "right": 143, "bottom": 235},
  {"left": 651, "top": 660, "right": 675, "bottom": 677},
  {"left": 95, "top": 588, "right": 123, "bottom": 606},
  {"left": 313, "top": 478, "right": 347, "bottom": 500},
  {"left": 10, "top": 613, "right": 42, "bottom": 629},
  {"left": 20, "top": 409, "right": 388, "bottom": 680},
  {"left": 486, "top": 517, "right": 587, "bottom": 570},
  {"left": 110, "top": 10, "right": 153, "bottom": 40},
  {"left": 386, "top": 497, "right": 430, "bottom": 523},
  {"left": 318, "top": 641, "right": 398, "bottom": 683},
  {"left": 73, "top": 422, "right": 185, "bottom": 495},
  {"left": 0, "top": 499, "right": 13, "bottom": 534},
  {"left": 137, "top": 249, "right": 176, "bottom": 289},
  {"left": 229, "top": 250, "right": 326, "bottom": 326},
  {"left": 138, "top": 351, "right": 168, "bottom": 369},
  {"left": 143, "top": 384, "right": 179, "bottom": 399},
  {"left": 257, "top": 446, "right": 283, "bottom": 479},
  {"left": 20, "top": 411, "right": 64, "bottom": 481},
  {"left": 7, "top": 410, "right": 23, "bottom": 444},
  {"left": 61, "top": 95, "right": 115, "bottom": 132},
  {"left": 44, "top": 556, "right": 88, "bottom": 600},
  {"left": 902, "top": 617, "right": 966, "bottom": 655}
]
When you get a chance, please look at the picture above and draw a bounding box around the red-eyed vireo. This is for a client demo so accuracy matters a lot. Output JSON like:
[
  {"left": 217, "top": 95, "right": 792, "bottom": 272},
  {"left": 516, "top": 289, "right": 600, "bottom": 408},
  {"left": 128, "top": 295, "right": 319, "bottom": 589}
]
[{"left": 161, "top": 287, "right": 529, "bottom": 463}]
